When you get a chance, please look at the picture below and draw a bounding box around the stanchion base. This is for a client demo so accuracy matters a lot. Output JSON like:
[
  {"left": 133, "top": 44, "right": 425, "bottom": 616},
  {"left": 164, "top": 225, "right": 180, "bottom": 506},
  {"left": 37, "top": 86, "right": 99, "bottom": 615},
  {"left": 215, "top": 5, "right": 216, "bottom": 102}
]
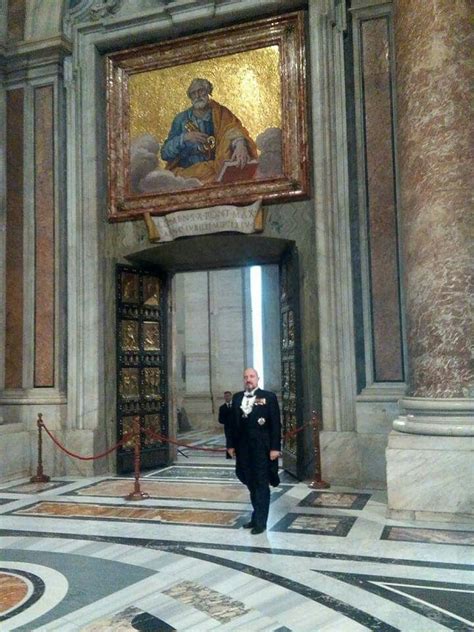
[
  {"left": 125, "top": 491, "right": 150, "bottom": 501},
  {"left": 30, "top": 475, "right": 50, "bottom": 483},
  {"left": 308, "top": 479, "right": 330, "bottom": 489}
]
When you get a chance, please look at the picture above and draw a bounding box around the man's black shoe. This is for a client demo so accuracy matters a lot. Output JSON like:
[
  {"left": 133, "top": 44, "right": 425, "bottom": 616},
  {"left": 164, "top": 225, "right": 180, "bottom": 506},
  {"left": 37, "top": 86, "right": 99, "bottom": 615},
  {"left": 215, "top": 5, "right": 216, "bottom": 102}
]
[
  {"left": 251, "top": 526, "right": 266, "bottom": 535},
  {"left": 243, "top": 521, "right": 254, "bottom": 529}
]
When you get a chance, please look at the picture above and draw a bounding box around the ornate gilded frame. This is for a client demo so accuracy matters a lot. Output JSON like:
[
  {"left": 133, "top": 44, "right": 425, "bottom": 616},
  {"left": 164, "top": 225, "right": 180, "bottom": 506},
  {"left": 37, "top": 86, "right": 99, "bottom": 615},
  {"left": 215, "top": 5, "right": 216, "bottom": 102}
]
[{"left": 106, "top": 11, "right": 309, "bottom": 221}]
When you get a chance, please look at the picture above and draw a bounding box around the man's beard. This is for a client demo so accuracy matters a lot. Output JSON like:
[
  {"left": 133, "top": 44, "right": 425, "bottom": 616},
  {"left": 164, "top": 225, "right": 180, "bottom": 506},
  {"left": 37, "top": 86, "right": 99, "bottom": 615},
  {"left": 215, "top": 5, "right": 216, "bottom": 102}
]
[{"left": 192, "top": 97, "right": 208, "bottom": 109}]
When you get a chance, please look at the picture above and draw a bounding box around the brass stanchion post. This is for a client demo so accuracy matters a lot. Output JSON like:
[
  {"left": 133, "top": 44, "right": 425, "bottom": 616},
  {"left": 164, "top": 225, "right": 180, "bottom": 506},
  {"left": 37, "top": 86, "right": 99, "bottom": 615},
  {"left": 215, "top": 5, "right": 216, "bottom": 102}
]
[
  {"left": 308, "top": 410, "right": 330, "bottom": 489},
  {"left": 125, "top": 416, "right": 149, "bottom": 501},
  {"left": 30, "top": 413, "right": 50, "bottom": 483}
]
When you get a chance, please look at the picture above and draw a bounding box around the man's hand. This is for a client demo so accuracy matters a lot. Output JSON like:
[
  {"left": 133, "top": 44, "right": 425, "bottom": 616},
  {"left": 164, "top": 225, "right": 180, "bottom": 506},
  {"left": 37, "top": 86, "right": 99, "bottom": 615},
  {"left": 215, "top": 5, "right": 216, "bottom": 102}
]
[
  {"left": 231, "top": 139, "right": 250, "bottom": 168},
  {"left": 184, "top": 130, "right": 209, "bottom": 145},
  {"left": 269, "top": 450, "right": 281, "bottom": 461},
  {"left": 227, "top": 448, "right": 235, "bottom": 458}
]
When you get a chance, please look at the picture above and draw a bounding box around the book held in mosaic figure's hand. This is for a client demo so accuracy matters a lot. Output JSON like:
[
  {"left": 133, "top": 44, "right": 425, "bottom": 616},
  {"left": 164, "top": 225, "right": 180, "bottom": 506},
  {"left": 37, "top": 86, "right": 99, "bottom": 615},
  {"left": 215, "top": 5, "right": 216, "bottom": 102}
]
[{"left": 217, "top": 159, "right": 259, "bottom": 183}]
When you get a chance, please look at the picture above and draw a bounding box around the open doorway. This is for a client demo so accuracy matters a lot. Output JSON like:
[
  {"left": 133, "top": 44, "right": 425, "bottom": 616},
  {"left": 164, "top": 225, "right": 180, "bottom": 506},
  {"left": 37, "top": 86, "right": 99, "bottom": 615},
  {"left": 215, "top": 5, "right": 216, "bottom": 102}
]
[
  {"left": 173, "top": 264, "right": 281, "bottom": 462},
  {"left": 117, "top": 235, "right": 305, "bottom": 478}
]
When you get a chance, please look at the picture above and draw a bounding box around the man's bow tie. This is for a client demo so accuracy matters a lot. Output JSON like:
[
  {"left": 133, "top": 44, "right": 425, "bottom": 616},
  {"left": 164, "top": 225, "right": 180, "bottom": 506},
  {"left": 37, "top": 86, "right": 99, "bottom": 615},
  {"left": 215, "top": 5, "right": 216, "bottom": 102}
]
[{"left": 245, "top": 393, "right": 254, "bottom": 398}]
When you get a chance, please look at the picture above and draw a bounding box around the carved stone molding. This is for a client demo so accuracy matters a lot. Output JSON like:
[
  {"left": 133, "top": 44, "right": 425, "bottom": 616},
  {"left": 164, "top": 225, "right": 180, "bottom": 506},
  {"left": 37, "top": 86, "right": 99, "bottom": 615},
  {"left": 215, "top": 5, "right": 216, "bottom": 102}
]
[
  {"left": 89, "top": 0, "right": 123, "bottom": 21},
  {"left": 3, "top": 36, "right": 72, "bottom": 79}
]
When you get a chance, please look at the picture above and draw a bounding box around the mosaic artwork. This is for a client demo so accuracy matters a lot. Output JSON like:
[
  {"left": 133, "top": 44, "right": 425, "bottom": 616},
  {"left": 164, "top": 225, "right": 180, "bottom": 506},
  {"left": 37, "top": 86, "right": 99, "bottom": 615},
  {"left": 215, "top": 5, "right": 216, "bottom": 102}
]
[
  {"left": 382, "top": 526, "right": 474, "bottom": 546},
  {"left": 106, "top": 13, "right": 309, "bottom": 218},
  {"left": 271, "top": 513, "right": 357, "bottom": 537},
  {"left": 298, "top": 491, "right": 371, "bottom": 510},
  {"left": 13, "top": 501, "right": 245, "bottom": 528},
  {"left": 164, "top": 581, "right": 250, "bottom": 624}
]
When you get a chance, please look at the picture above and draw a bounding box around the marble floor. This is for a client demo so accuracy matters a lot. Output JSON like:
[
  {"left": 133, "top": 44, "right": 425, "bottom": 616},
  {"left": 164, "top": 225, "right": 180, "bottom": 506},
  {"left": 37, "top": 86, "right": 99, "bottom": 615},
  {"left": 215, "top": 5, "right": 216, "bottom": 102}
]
[{"left": 1, "top": 431, "right": 473, "bottom": 631}]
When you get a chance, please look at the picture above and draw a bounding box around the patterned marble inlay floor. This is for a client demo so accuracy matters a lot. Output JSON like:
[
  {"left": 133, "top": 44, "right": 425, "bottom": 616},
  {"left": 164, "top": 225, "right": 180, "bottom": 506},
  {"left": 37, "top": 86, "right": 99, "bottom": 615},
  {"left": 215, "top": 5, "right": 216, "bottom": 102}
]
[
  {"left": 80, "top": 606, "right": 176, "bottom": 631},
  {"left": 147, "top": 465, "right": 238, "bottom": 481},
  {"left": 1, "top": 441, "right": 473, "bottom": 632},
  {"left": 2, "top": 480, "right": 70, "bottom": 494},
  {"left": 299, "top": 491, "right": 371, "bottom": 510},
  {"left": 0, "top": 572, "right": 29, "bottom": 613},
  {"left": 12, "top": 501, "right": 245, "bottom": 527},
  {"left": 163, "top": 580, "right": 250, "bottom": 624},
  {"left": 271, "top": 512, "right": 357, "bottom": 536},
  {"left": 382, "top": 526, "right": 474, "bottom": 546},
  {"left": 71, "top": 479, "right": 249, "bottom": 502}
]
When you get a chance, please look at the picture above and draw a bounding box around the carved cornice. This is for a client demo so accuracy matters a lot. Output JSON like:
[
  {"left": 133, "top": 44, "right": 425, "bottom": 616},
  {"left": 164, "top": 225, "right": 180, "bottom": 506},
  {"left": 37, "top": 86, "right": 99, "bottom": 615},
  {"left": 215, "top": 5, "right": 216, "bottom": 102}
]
[{"left": 3, "top": 35, "right": 72, "bottom": 75}]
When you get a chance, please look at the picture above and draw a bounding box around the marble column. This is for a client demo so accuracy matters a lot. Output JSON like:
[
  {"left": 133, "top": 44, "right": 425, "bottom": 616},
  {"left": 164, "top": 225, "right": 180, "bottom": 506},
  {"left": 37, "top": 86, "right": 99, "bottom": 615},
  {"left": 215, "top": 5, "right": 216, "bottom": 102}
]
[{"left": 386, "top": 0, "right": 473, "bottom": 521}]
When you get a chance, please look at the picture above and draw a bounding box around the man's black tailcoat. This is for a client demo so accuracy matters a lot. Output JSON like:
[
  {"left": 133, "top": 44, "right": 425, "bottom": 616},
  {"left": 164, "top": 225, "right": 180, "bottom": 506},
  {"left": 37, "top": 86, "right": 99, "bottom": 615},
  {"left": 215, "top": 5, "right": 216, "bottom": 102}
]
[
  {"left": 227, "top": 388, "right": 281, "bottom": 529},
  {"left": 218, "top": 402, "right": 233, "bottom": 426},
  {"left": 219, "top": 401, "right": 233, "bottom": 459}
]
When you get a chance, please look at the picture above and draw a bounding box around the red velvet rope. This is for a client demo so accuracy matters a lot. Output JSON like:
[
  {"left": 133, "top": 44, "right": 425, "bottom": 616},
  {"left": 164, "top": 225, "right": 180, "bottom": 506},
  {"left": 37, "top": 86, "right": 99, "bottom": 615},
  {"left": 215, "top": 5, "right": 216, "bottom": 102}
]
[
  {"left": 144, "top": 427, "right": 227, "bottom": 452},
  {"left": 40, "top": 421, "right": 135, "bottom": 461},
  {"left": 143, "top": 419, "right": 315, "bottom": 451},
  {"left": 40, "top": 417, "right": 318, "bottom": 460}
]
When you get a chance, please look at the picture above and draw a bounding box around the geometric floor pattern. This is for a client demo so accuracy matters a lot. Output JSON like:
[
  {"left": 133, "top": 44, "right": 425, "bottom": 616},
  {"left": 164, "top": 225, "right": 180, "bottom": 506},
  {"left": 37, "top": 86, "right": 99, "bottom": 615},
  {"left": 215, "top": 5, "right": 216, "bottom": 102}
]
[{"left": 1, "top": 432, "right": 473, "bottom": 631}]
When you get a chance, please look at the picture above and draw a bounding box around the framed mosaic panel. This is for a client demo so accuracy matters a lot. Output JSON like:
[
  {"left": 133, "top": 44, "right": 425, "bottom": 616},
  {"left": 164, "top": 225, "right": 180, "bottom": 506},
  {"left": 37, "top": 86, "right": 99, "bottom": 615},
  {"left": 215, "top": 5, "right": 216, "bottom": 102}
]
[{"left": 106, "top": 11, "right": 309, "bottom": 219}]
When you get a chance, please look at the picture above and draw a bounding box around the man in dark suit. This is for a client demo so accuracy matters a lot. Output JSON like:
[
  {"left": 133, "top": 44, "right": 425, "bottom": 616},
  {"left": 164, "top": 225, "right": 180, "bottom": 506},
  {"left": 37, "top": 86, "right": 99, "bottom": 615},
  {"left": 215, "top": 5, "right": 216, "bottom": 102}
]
[
  {"left": 218, "top": 391, "right": 233, "bottom": 459},
  {"left": 226, "top": 368, "right": 281, "bottom": 534}
]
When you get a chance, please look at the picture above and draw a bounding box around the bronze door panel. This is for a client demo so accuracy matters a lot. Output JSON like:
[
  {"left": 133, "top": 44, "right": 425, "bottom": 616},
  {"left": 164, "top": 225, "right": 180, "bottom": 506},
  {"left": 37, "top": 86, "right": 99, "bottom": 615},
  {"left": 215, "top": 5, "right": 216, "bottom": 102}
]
[{"left": 116, "top": 265, "right": 169, "bottom": 474}]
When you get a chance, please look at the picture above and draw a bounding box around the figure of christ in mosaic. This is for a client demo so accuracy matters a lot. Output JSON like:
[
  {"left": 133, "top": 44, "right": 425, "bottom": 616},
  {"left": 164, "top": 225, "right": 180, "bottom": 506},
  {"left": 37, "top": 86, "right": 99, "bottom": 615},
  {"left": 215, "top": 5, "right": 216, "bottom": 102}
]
[{"left": 160, "top": 78, "right": 258, "bottom": 184}]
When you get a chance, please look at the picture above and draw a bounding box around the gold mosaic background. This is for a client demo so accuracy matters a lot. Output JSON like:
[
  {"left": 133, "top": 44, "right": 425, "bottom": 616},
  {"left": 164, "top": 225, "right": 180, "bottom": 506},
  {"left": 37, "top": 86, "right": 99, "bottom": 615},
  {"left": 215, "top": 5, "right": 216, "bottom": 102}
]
[{"left": 129, "top": 46, "right": 281, "bottom": 156}]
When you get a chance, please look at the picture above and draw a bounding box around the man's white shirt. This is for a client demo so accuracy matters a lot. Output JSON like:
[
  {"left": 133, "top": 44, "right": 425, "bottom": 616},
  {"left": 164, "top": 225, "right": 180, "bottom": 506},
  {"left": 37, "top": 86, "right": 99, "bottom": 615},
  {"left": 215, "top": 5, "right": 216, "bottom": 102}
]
[{"left": 240, "top": 390, "right": 257, "bottom": 417}]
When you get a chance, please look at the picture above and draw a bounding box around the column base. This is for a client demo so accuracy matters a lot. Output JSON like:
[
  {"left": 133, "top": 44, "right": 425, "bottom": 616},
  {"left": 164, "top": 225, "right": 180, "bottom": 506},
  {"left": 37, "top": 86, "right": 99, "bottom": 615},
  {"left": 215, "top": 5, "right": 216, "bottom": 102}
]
[
  {"left": 393, "top": 397, "right": 474, "bottom": 435},
  {"left": 386, "top": 430, "right": 474, "bottom": 523}
]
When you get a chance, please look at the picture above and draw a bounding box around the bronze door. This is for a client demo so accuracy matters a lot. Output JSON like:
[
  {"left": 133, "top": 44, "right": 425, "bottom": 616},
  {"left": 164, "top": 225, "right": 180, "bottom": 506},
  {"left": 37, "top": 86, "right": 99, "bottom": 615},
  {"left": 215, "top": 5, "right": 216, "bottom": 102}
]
[
  {"left": 116, "top": 265, "right": 169, "bottom": 474},
  {"left": 279, "top": 247, "right": 303, "bottom": 478}
]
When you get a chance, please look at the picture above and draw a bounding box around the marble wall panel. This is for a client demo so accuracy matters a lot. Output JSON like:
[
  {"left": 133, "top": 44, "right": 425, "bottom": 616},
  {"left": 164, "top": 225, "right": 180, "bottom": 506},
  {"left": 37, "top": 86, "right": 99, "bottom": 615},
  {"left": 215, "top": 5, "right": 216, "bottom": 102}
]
[
  {"left": 34, "top": 85, "right": 55, "bottom": 388},
  {"left": 7, "top": 0, "right": 26, "bottom": 42},
  {"left": 358, "top": 433, "right": 388, "bottom": 489},
  {"left": 386, "top": 435, "right": 474, "bottom": 518},
  {"left": 356, "top": 400, "right": 399, "bottom": 434},
  {"left": 0, "top": 424, "right": 29, "bottom": 480},
  {"left": 361, "top": 17, "right": 403, "bottom": 382},
  {"left": 320, "top": 431, "right": 361, "bottom": 487},
  {"left": 5, "top": 89, "right": 24, "bottom": 390}
]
